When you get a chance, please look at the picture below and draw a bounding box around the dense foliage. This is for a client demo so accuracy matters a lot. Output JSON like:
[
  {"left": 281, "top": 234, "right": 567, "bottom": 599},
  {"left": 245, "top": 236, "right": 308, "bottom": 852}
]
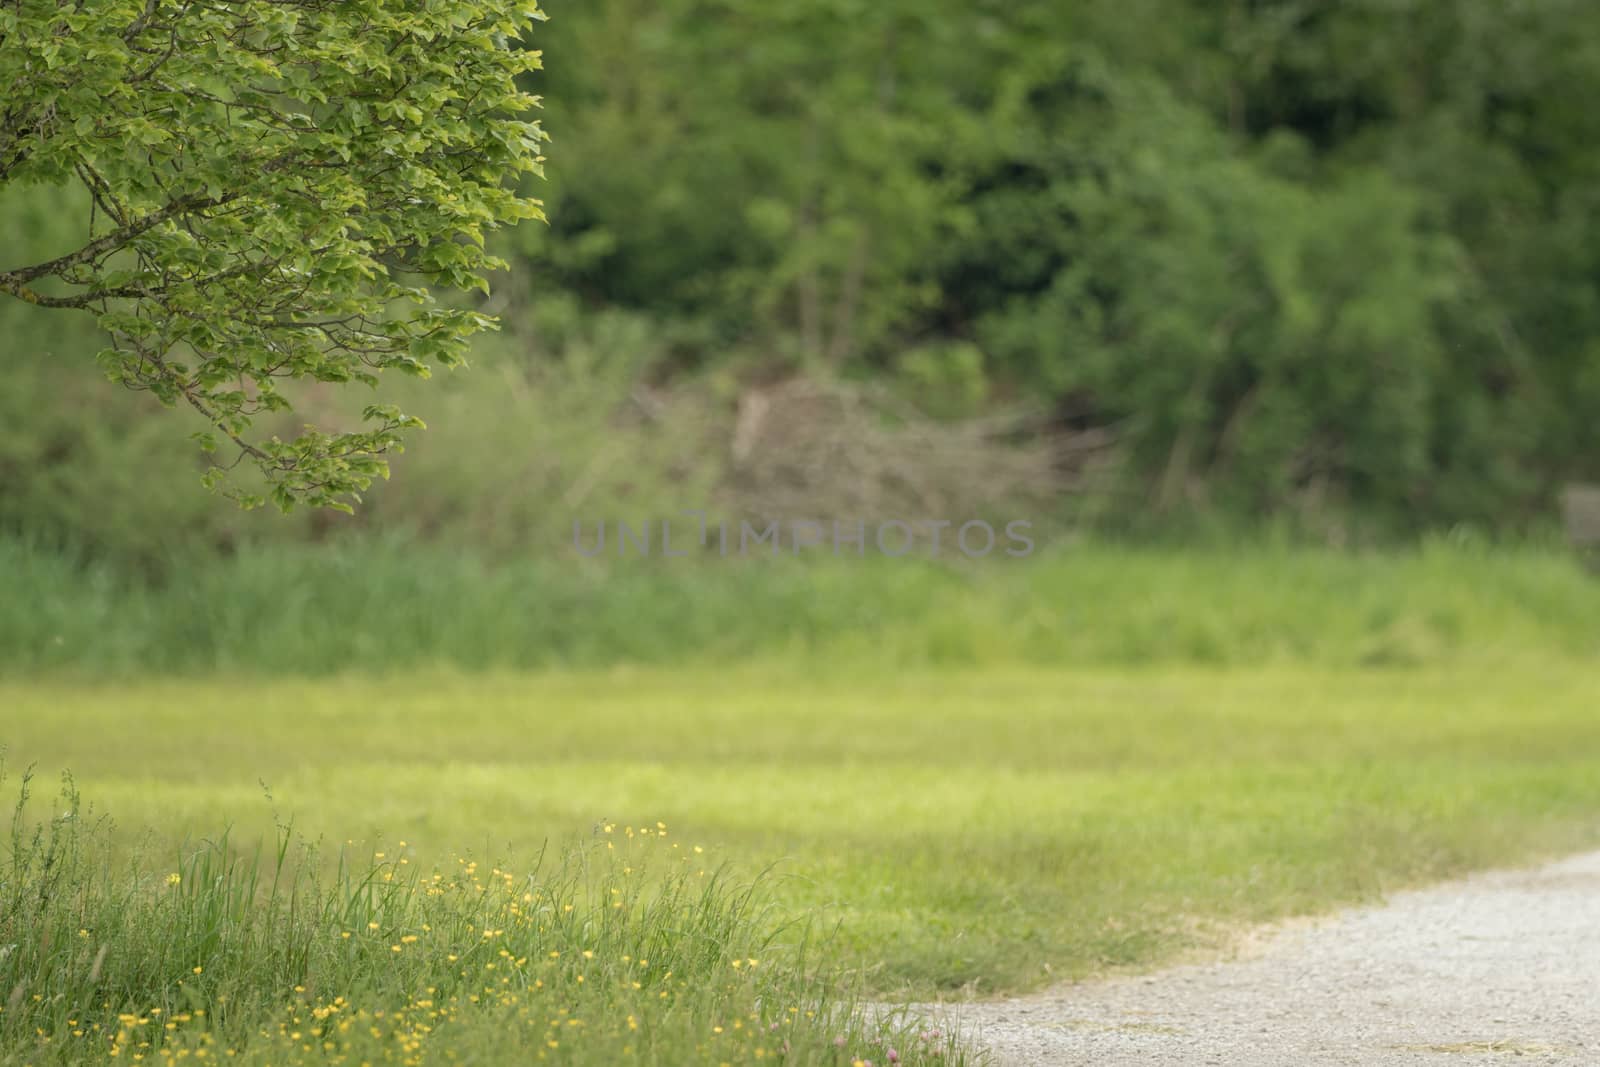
[
  {"left": 3, "top": 0, "right": 1598, "bottom": 551},
  {"left": 523, "top": 0, "right": 1600, "bottom": 528},
  {"left": 0, "top": 0, "right": 546, "bottom": 509}
]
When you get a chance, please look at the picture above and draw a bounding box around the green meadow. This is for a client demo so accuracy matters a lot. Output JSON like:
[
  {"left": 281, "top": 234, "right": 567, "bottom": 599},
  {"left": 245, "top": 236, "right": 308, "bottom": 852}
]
[
  {"left": 9, "top": 659, "right": 1600, "bottom": 996},
  {"left": 4, "top": 541, "right": 1600, "bottom": 1064}
]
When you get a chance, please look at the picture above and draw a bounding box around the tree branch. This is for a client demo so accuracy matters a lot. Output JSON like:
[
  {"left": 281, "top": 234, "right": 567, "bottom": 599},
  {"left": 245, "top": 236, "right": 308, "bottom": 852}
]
[{"left": 0, "top": 190, "right": 233, "bottom": 287}]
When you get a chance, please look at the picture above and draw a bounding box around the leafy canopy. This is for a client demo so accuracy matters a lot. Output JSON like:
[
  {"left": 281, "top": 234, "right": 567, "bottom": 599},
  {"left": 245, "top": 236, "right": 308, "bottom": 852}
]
[{"left": 0, "top": 0, "right": 547, "bottom": 510}]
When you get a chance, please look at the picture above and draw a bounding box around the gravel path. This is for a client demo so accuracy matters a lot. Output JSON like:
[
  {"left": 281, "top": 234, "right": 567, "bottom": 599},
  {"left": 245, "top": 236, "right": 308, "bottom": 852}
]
[{"left": 919, "top": 850, "right": 1600, "bottom": 1066}]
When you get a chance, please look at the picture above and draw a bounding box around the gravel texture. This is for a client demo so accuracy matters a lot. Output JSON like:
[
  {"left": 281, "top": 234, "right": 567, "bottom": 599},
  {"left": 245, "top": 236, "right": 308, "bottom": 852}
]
[{"left": 918, "top": 850, "right": 1600, "bottom": 1066}]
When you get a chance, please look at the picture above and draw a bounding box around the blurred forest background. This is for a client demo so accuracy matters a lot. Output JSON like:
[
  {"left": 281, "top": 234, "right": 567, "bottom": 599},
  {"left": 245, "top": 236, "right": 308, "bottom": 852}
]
[{"left": 4, "top": 0, "right": 1600, "bottom": 570}]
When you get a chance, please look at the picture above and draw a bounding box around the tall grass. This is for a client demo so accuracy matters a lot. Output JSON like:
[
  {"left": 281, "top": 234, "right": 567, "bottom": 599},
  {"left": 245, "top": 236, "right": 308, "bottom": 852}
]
[
  {"left": 1, "top": 536, "right": 1596, "bottom": 677},
  {"left": 0, "top": 770, "right": 964, "bottom": 1065}
]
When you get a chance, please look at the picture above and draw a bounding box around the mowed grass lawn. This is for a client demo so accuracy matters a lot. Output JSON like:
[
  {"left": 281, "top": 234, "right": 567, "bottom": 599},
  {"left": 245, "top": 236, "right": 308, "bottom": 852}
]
[{"left": 8, "top": 660, "right": 1600, "bottom": 995}]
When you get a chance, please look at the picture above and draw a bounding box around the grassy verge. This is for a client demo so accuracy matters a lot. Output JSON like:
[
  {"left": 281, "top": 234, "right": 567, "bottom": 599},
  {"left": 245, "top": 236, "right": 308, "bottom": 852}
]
[
  {"left": 0, "top": 771, "right": 964, "bottom": 1066},
  {"left": 2, "top": 537, "right": 1597, "bottom": 677},
  {"left": 6, "top": 662, "right": 1599, "bottom": 996}
]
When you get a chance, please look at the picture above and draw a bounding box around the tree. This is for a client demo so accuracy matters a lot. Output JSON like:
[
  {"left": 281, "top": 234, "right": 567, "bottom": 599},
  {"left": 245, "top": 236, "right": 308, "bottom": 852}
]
[{"left": 0, "top": 0, "right": 547, "bottom": 510}]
